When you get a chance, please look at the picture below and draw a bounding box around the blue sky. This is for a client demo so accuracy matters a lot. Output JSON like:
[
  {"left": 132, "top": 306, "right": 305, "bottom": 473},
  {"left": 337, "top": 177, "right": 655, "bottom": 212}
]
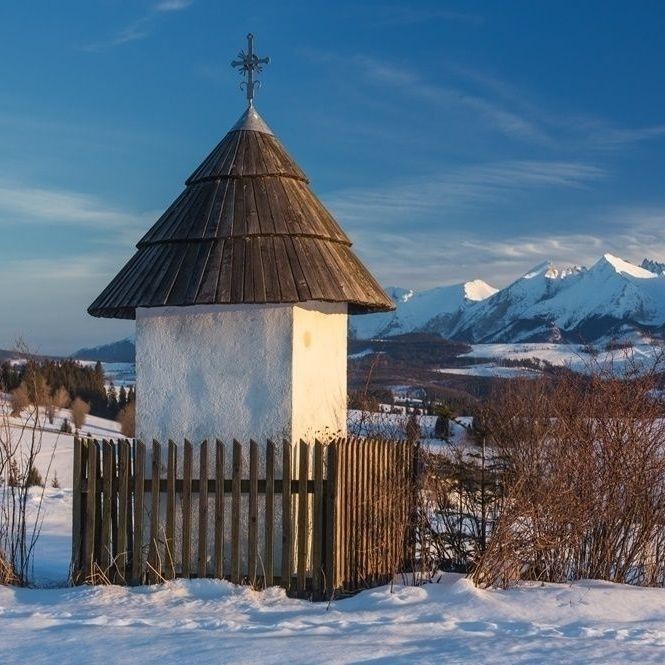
[{"left": 1, "top": 1, "right": 665, "bottom": 354}]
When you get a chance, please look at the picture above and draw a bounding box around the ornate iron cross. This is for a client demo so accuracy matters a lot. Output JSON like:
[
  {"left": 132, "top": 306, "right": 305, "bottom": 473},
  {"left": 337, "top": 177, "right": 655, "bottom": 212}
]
[{"left": 231, "top": 33, "right": 270, "bottom": 106}]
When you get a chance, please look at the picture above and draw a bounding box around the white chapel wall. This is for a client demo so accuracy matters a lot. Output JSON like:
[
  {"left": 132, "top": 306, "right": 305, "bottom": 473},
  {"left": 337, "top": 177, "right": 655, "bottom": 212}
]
[
  {"left": 135, "top": 304, "right": 293, "bottom": 445},
  {"left": 291, "top": 301, "right": 348, "bottom": 443}
]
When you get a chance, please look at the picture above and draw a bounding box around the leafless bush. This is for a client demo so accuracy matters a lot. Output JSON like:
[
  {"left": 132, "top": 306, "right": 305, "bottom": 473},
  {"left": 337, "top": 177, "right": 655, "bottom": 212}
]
[
  {"left": 1, "top": 348, "right": 58, "bottom": 585},
  {"left": 70, "top": 397, "right": 90, "bottom": 432},
  {"left": 118, "top": 401, "right": 135, "bottom": 438},
  {"left": 416, "top": 438, "right": 505, "bottom": 575},
  {"left": 45, "top": 386, "right": 70, "bottom": 425},
  {"left": 9, "top": 384, "right": 29, "bottom": 417},
  {"left": 472, "top": 355, "right": 665, "bottom": 589}
]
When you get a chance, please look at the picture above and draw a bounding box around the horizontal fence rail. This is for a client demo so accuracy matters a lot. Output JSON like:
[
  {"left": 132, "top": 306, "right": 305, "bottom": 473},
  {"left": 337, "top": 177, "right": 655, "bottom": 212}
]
[{"left": 72, "top": 437, "right": 416, "bottom": 599}]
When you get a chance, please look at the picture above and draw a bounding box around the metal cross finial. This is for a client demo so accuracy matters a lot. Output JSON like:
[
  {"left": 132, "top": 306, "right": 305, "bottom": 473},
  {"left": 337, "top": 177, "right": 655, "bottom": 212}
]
[{"left": 231, "top": 33, "right": 270, "bottom": 107}]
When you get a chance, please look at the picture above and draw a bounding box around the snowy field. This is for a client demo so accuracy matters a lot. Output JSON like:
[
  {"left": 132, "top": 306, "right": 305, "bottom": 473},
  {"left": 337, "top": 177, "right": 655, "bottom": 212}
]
[
  {"left": 443, "top": 342, "right": 665, "bottom": 377},
  {"left": 4, "top": 572, "right": 665, "bottom": 664},
  {"left": 4, "top": 412, "right": 665, "bottom": 663}
]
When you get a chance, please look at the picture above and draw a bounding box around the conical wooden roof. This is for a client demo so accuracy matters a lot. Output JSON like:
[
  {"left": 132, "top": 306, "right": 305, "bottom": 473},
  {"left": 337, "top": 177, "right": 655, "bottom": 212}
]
[{"left": 89, "top": 106, "right": 394, "bottom": 319}]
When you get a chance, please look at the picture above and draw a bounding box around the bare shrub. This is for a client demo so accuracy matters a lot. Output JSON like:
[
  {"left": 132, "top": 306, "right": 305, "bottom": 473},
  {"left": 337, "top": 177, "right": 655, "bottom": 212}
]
[
  {"left": 9, "top": 384, "right": 29, "bottom": 417},
  {"left": 45, "top": 386, "right": 70, "bottom": 425},
  {"left": 70, "top": 397, "right": 90, "bottom": 432},
  {"left": 1, "top": 347, "right": 58, "bottom": 585},
  {"left": 417, "top": 437, "right": 504, "bottom": 575},
  {"left": 117, "top": 401, "right": 135, "bottom": 438},
  {"left": 472, "top": 357, "right": 665, "bottom": 589}
]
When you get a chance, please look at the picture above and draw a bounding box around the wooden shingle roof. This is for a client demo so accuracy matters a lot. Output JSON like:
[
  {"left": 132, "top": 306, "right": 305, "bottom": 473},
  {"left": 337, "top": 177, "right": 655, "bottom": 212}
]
[{"left": 88, "top": 106, "right": 394, "bottom": 319}]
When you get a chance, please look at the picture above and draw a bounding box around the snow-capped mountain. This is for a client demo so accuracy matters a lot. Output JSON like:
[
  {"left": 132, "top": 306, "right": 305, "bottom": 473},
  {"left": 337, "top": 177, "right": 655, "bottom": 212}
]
[
  {"left": 353, "top": 254, "right": 665, "bottom": 343},
  {"left": 350, "top": 280, "right": 498, "bottom": 339}
]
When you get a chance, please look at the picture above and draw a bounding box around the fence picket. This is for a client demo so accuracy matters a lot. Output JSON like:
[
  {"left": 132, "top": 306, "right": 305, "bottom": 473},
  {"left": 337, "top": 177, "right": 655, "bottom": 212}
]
[
  {"left": 248, "top": 440, "right": 258, "bottom": 585},
  {"left": 281, "top": 440, "right": 292, "bottom": 591},
  {"left": 132, "top": 440, "right": 145, "bottom": 585},
  {"left": 148, "top": 440, "right": 161, "bottom": 583},
  {"left": 165, "top": 440, "right": 176, "bottom": 580},
  {"left": 101, "top": 440, "right": 113, "bottom": 574},
  {"left": 231, "top": 440, "right": 241, "bottom": 584},
  {"left": 296, "top": 440, "right": 309, "bottom": 595},
  {"left": 72, "top": 437, "right": 82, "bottom": 582},
  {"left": 214, "top": 440, "right": 225, "bottom": 579},
  {"left": 84, "top": 439, "right": 97, "bottom": 581},
  {"left": 264, "top": 440, "right": 275, "bottom": 587},
  {"left": 116, "top": 440, "right": 130, "bottom": 583},
  {"left": 312, "top": 440, "right": 323, "bottom": 596},
  {"left": 198, "top": 440, "right": 209, "bottom": 578},
  {"left": 182, "top": 439, "right": 193, "bottom": 578},
  {"left": 325, "top": 441, "right": 337, "bottom": 595}
]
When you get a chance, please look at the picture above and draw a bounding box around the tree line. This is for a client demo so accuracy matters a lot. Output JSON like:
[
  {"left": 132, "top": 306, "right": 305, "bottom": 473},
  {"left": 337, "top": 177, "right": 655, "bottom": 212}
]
[{"left": 1, "top": 359, "right": 134, "bottom": 422}]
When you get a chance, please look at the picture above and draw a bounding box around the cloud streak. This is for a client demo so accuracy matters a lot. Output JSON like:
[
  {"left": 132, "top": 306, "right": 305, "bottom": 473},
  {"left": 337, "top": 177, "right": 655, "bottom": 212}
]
[
  {"left": 0, "top": 180, "right": 148, "bottom": 230},
  {"left": 84, "top": 0, "right": 193, "bottom": 51},
  {"left": 353, "top": 55, "right": 665, "bottom": 149},
  {"left": 325, "top": 160, "right": 605, "bottom": 229}
]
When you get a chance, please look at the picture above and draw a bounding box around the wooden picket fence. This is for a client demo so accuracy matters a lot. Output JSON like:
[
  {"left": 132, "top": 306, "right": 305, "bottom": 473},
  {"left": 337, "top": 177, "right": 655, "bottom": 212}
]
[{"left": 71, "top": 437, "right": 417, "bottom": 598}]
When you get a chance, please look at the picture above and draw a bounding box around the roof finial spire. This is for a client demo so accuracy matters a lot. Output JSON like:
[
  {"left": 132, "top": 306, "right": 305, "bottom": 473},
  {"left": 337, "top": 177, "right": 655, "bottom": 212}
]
[{"left": 231, "top": 33, "right": 270, "bottom": 107}]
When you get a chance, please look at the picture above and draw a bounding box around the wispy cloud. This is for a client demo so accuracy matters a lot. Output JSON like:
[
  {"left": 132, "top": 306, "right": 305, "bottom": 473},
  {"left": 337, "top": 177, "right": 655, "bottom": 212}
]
[
  {"left": 356, "top": 56, "right": 550, "bottom": 144},
  {"left": 325, "top": 160, "right": 604, "bottom": 229},
  {"left": 374, "top": 6, "right": 483, "bottom": 26},
  {"left": 84, "top": 0, "right": 193, "bottom": 51},
  {"left": 346, "top": 202, "right": 665, "bottom": 291},
  {"left": 349, "top": 55, "right": 665, "bottom": 149},
  {"left": 0, "top": 180, "right": 148, "bottom": 231}
]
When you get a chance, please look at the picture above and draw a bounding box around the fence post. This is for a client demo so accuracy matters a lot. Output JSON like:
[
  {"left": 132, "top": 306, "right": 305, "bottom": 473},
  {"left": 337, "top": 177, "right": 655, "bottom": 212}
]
[{"left": 182, "top": 439, "right": 193, "bottom": 578}]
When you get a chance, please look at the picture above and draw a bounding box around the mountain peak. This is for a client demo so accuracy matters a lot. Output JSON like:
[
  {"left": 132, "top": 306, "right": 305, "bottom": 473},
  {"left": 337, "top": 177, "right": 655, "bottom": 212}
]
[
  {"left": 521, "top": 261, "right": 584, "bottom": 282},
  {"left": 463, "top": 279, "right": 498, "bottom": 301},
  {"left": 597, "top": 254, "right": 656, "bottom": 279},
  {"left": 641, "top": 258, "right": 665, "bottom": 276}
]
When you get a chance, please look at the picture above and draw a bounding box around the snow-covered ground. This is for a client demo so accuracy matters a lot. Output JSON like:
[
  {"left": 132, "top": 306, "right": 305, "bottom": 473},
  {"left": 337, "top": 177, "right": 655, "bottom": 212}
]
[
  {"left": 4, "top": 573, "right": 665, "bottom": 664},
  {"left": 453, "top": 342, "right": 664, "bottom": 376},
  {"left": 435, "top": 364, "right": 541, "bottom": 378},
  {"left": 5, "top": 411, "right": 665, "bottom": 663}
]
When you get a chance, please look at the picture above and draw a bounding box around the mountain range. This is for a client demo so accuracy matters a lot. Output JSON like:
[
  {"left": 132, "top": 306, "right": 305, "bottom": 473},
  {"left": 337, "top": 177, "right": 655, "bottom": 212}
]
[
  {"left": 351, "top": 254, "right": 665, "bottom": 344},
  {"left": 73, "top": 254, "right": 665, "bottom": 361}
]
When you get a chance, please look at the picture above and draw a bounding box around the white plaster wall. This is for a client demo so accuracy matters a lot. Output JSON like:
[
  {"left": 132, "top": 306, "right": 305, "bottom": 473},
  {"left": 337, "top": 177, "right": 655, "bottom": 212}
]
[
  {"left": 136, "top": 301, "right": 348, "bottom": 447},
  {"left": 136, "top": 304, "right": 293, "bottom": 445},
  {"left": 291, "top": 302, "right": 348, "bottom": 443}
]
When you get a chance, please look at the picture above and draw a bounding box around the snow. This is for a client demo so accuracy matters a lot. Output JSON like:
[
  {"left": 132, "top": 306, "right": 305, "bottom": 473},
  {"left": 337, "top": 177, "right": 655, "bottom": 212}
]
[
  {"left": 4, "top": 574, "right": 665, "bottom": 664},
  {"left": 603, "top": 253, "right": 658, "bottom": 279},
  {"left": 350, "top": 279, "right": 497, "bottom": 339},
  {"left": 462, "top": 342, "right": 663, "bottom": 374},
  {"left": 435, "top": 364, "right": 541, "bottom": 378}
]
